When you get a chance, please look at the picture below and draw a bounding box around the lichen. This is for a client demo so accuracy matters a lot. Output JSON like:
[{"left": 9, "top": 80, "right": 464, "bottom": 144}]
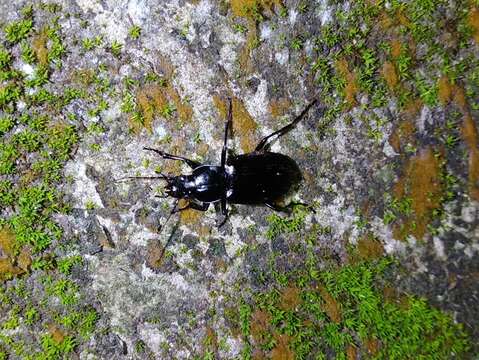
[
  {"left": 462, "top": 113, "right": 479, "bottom": 201},
  {"left": 335, "top": 58, "right": 358, "bottom": 108},
  {"left": 381, "top": 61, "right": 398, "bottom": 90},
  {"left": 392, "top": 147, "right": 443, "bottom": 240},
  {"left": 32, "top": 27, "right": 48, "bottom": 65},
  {"left": 213, "top": 95, "right": 258, "bottom": 152},
  {"left": 268, "top": 97, "right": 291, "bottom": 118},
  {"left": 468, "top": 6, "right": 479, "bottom": 44}
]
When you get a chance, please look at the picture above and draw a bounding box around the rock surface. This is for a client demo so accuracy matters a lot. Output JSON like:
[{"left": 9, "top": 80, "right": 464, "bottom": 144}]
[{"left": 0, "top": 0, "right": 478, "bottom": 358}]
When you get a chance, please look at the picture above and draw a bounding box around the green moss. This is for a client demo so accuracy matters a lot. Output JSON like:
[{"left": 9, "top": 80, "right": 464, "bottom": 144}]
[
  {"left": 129, "top": 25, "right": 142, "bottom": 39},
  {"left": 110, "top": 40, "right": 122, "bottom": 57},
  {"left": 0, "top": 47, "right": 12, "bottom": 69},
  {"left": 236, "top": 258, "right": 471, "bottom": 359},
  {"left": 46, "top": 125, "right": 78, "bottom": 160},
  {"left": 37, "top": 334, "right": 76, "bottom": 360},
  {"left": 0, "top": 83, "right": 22, "bottom": 110},
  {"left": 0, "top": 143, "right": 19, "bottom": 175},
  {"left": 13, "top": 129, "right": 43, "bottom": 152},
  {"left": 78, "top": 308, "right": 99, "bottom": 338},
  {"left": 0, "top": 115, "right": 15, "bottom": 135},
  {"left": 4, "top": 19, "right": 33, "bottom": 44},
  {"left": 266, "top": 206, "right": 308, "bottom": 240},
  {"left": 0, "top": 180, "right": 16, "bottom": 206},
  {"left": 23, "top": 305, "right": 40, "bottom": 325},
  {"left": 25, "top": 65, "right": 50, "bottom": 88},
  {"left": 20, "top": 40, "right": 36, "bottom": 64}
]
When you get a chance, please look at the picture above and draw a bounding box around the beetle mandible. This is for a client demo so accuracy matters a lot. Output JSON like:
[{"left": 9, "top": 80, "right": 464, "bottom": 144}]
[{"left": 134, "top": 97, "right": 317, "bottom": 227}]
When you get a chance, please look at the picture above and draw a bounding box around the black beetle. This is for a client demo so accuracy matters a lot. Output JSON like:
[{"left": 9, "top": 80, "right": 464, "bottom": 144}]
[{"left": 130, "top": 97, "right": 317, "bottom": 227}]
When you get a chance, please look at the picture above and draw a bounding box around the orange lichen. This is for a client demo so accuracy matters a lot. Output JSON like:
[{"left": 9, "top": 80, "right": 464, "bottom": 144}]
[
  {"left": 0, "top": 227, "right": 15, "bottom": 258},
  {"left": 462, "top": 113, "right": 479, "bottom": 201},
  {"left": 238, "top": 19, "right": 258, "bottom": 75},
  {"left": 213, "top": 95, "right": 258, "bottom": 152},
  {"left": 392, "top": 147, "right": 443, "bottom": 240},
  {"left": 279, "top": 286, "right": 301, "bottom": 311},
  {"left": 166, "top": 86, "right": 193, "bottom": 123},
  {"left": 402, "top": 98, "right": 423, "bottom": 120},
  {"left": 382, "top": 61, "right": 398, "bottom": 90},
  {"left": 396, "top": 7, "right": 410, "bottom": 27},
  {"left": 0, "top": 227, "right": 29, "bottom": 281},
  {"left": 48, "top": 324, "right": 65, "bottom": 344},
  {"left": 346, "top": 344, "right": 358, "bottom": 360},
  {"left": 32, "top": 28, "right": 49, "bottom": 65},
  {"left": 0, "top": 259, "right": 23, "bottom": 281},
  {"left": 438, "top": 75, "right": 453, "bottom": 104},
  {"left": 134, "top": 81, "right": 192, "bottom": 132},
  {"left": 378, "top": 11, "right": 393, "bottom": 30},
  {"left": 388, "top": 119, "right": 416, "bottom": 153},
  {"left": 179, "top": 198, "right": 203, "bottom": 226},
  {"left": 135, "top": 84, "right": 168, "bottom": 131},
  {"left": 250, "top": 310, "right": 271, "bottom": 342},
  {"left": 388, "top": 128, "right": 401, "bottom": 153},
  {"left": 390, "top": 39, "right": 402, "bottom": 59},
  {"left": 17, "top": 247, "right": 31, "bottom": 272},
  {"left": 468, "top": 7, "right": 479, "bottom": 44},
  {"left": 357, "top": 235, "right": 384, "bottom": 260},
  {"left": 317, "top": 285, "right": 341, "bottom": 323},
  {"left": 146, "top": 240, "right": 165, "bottom": 270},
  {"left": 335, "top": 58, "right": 358, "bottom": 108},
  {"left": 452, "top": 85, "right": 467, "bottom": 112},
  {"left": 365, "top": 338, "right": 380, "bottom": 356},
  {"left": 270, "top": 333, "right": 294, "bottom": 360},
  {"left": 269, "top": 98, "right": 291, "bottom": 118},
  {"left": 132, "top": 56, "right": 192, "bottom": 131}
]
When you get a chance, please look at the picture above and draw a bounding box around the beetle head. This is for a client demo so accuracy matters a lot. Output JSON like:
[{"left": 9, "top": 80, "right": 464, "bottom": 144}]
[{"left": 164, "top": 175, "right": 188, "bottom": 198}]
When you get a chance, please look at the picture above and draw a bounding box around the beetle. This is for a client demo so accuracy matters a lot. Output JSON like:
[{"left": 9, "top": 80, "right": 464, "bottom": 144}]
[{"left": 129, "top": 97, "right": 317, "bottom": 227}]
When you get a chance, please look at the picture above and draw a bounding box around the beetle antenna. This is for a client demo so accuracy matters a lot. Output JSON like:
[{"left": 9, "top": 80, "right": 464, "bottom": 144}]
[
  {"left": 157, "top": 198, "right": 180, "bottom": 262},
  {"left": 115, "top": 174, "right": 170, "bottom": 183}
]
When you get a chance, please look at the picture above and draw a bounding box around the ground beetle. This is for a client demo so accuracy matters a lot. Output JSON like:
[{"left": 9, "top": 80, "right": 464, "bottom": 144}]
[{"left": 130, "top": 97, "right": 317, "bottom": 227}]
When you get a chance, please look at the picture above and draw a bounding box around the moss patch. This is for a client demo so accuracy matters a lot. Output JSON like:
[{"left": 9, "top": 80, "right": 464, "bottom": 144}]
[
  {"left": 230, "top": 0, "right": 283, "bottom": 19},
  {"left": 235, "top": 258, "right": 470, "bottom": 359}
]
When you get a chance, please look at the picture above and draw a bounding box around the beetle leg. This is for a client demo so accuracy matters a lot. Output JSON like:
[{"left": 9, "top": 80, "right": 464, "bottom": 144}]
[
  {"left": 172, "top": 200, "right": 209, "bottom": 213},
  {"left": 213, "top": 199, "right": 229, "bottom": 228},
  {"left": 219, "top": 198, "right": 229, "bottom": 227},
  {"left": 255, "top": 99, "right": 317, "bottom": 152},
  {"left": 265, "top": 202, "right": 293, "bottom": 213},
  {"left": 221, "top": 97, "right": 233, "bottom": 169},
  {"left": 265, "top": 202, "right": 316, "bottom": 214},
  {"left": 143, "top": 147, "right": 202, "bottom": 169}
]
